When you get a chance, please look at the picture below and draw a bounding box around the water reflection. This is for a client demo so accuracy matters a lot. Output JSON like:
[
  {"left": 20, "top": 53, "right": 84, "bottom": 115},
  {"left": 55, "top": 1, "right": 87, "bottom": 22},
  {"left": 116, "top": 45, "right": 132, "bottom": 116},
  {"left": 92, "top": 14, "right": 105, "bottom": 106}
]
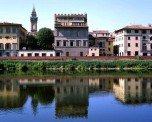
[
  {"left": 0, "top": 76, "right": 152, "bottom": 118},
  {"left": 54, "top": 78, "right": 89, "bottom": 118},
  {"left": 0, "top": 80, "right": 27, "bottom": 110},
  {"left": 113, "top": 77, "right": 152, "bottom": 104}
]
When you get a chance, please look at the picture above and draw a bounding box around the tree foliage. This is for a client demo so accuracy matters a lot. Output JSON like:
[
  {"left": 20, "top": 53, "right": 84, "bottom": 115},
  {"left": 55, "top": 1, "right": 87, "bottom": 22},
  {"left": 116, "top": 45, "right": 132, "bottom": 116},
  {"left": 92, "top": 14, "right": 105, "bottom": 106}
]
[
  {"left": 36, "top": 28, "right": 54, "bottom": 49},
  {"left": 26, "top": 35, "right": 38, "bottom": 50}
]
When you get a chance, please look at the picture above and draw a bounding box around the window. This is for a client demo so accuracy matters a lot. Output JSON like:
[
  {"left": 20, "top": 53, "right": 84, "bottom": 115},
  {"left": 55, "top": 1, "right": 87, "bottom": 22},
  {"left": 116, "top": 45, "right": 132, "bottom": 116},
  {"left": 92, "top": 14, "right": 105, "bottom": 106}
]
[
  {"left": 21, "top": 54, "right": 24, "bottom": 57},
  {"left": 128, "top": 78, "right": 131, "bottom": 81},
  {"left": 108, "top": 48, "right": 111, "bottom": 51},
  {"left": 0, "top": 36, "right": 2, "bottom": 39},
  {"left": 150, "top": 30, "right": 152, "bottom": 34},
  {"left": 135, "top": 51, "right": 138, "bottom": 56},
  {"left": 135, "top": 78, "right": 138, "bottom": 82},
  {"left": 0, "top": 27, "right": 3, "bottom": 33},
  {"left": 35, "top": 53, "right": 39, "bottom": 56},
  {"left": 151, "top": 44, "right": 152, "bottom": 49},
  {"left": 63, "top": 41, "right": 67, "bottom": 46},
  {"left": 127, "top": 51, "right": 131, "bottom": 56},
  {"left": 13, "top": 27, "right": 17, "bottom": 33},
  {"left": 83, "top": 40, "right": 87, "bottom": 47},
  {"left": 28, "top": 53, "right": 32, "bottom": 56},
  {"left": 143, "top": 53, "right": 147, "bottom": 56},
  {"left": 150, "top": 37, "right": 152, "bottom": 41},
  {"left": 128, "top": 43, "right": 130, "bottom": 47},
  {"left": 80, "top": 52, "right": 83, "bottom": 56},
  {"left": 76, "top": 40, "right": 80, "bottom": 46},
  {"left": 56, "top": 41, "right": 60, "bottom": 46},
  {"left": 142, "top": 30, "right": 146, "bottom": 34},
  {"left": 135, "top": 43, "right": 138, "bottom": 47},
  {"left": 70, "top": 41, "right": 74, "bottom": 46},
  {"left": 50, "top": 54, "right": 53, "bottom": 56},
  {"left": 99, "top": 42, "right": 105, "bottom": 47},
  {"left": 128, "top": 37, "right": 130, "bottom": 40},
  {"left": 142, "top": 43, "right": 147, "bottom": 50},
  {"left": 6, "top": 26, "right": 10, "bottom": 33},
  {"left": 127, "top": 30, "right": 131, "bottom": 33},
  {"left": 5, "top": 43, "right": 11, "bottom": 50},
  {"left": 66, "top": 52, "right": 69, "bottom": 56},
  {"left": 42, "top": 53, "right": 46, "bottom": 56},
  {"left": 136, "top": 37, "right": 138, "bottom": 40},
  {"left": 143, "top": 36, "right": 146, "bottom": 39},
  {"left": 5, "top": 36, "right": 10, "bottom": 39},
  {"left": 92, "top": 53, "right": 95, "bottom": 56},
  {"left": 0, "top": 43, "right": 3, "bottom": 49},
  {"left": 135, "top": 30, "right": 139, "bottom": 33}
]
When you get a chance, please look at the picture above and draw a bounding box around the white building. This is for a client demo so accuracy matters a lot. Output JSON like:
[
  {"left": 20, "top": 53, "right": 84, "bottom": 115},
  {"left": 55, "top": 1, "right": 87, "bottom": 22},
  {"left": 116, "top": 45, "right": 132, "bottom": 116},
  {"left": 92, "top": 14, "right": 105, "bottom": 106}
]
[
  {"left": 18, "top": 50, "right": 57, "bottom": 57},
  {"left": 114, "top": 25, "right": 152, "bottom": 56}
]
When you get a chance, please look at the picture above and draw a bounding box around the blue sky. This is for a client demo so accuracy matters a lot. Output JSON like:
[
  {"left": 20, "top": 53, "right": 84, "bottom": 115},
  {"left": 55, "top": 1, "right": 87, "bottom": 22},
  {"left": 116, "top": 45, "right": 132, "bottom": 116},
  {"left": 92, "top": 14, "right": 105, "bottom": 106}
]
[{"left": 0, "top": 0, "right": 152, "bottom": 32}]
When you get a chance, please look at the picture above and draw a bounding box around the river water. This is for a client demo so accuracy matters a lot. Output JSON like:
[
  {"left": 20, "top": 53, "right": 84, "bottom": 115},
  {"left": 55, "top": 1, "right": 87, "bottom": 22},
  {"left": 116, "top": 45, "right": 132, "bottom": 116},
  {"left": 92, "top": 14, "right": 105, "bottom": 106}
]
[{"left": 0, "top": 71, "right": 152, "bottom": 122}]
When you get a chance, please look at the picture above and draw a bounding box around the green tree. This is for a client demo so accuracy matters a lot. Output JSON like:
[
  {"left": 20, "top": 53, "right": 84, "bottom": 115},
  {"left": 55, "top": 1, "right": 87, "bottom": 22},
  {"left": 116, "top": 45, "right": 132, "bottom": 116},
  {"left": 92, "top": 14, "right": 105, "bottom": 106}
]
[
  {"left": 37, "top": 28, "right": 54, "bottom": 50},
  {"left": 26, "top": 35, "right": 38, "bottom": 50}
]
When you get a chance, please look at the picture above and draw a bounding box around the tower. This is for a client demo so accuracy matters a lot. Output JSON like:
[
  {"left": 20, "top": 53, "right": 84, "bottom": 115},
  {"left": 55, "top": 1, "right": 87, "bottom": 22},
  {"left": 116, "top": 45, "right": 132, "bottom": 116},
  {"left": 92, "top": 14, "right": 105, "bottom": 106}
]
[{"left": 30, "top": 5, "right": 38, "bottom": 33}]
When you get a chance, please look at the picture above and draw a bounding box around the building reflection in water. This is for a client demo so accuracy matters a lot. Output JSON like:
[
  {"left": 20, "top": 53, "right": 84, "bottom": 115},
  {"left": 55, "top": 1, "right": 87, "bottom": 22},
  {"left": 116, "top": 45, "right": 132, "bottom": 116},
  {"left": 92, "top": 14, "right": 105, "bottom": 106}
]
[
  {"left": 19, "top": 77, "right": 55, "bottom": 116},
  {"left": 54, "top": 78, "right": 89, "bottom": 118},
  {"left": 113, "top": 77, "right": 152, "bottom": 104},
  {"left": 0, "top": 76, "right": 152, "bottom": 117},
  {"left": 0, "top": 80, "right": 27, "bottom": 110}
]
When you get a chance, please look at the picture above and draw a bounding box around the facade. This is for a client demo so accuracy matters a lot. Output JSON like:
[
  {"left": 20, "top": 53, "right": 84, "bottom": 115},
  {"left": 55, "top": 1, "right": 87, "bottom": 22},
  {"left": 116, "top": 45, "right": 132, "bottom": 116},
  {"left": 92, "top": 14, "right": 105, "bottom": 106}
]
[
  {"left": 54, "top": 14, "right": 89, "bottom": 56},
  {"left": 114, "top": 25, "right": 152, "bottom": 56},
  {"left": 30, "top": 6, "right": 38, "bottom": 34},
  {"left": 90, "top": 30, "right": 114, "bottom": 56},
  {"left": 0, "top": 22, "right": 27, "bottom": 56},
  {"left": 88, "top": 46, "right": 100, "bottom": 56},
  {"left": 18, "top": 50, "right": 58, "bottom": 57}
]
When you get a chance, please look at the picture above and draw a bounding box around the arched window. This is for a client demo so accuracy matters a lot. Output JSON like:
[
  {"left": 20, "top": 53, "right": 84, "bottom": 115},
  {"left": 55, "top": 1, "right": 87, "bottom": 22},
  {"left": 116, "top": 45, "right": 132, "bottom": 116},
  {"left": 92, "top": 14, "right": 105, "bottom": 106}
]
[{"left": 5, "top": 43, "right": 11, "bottom": 50}]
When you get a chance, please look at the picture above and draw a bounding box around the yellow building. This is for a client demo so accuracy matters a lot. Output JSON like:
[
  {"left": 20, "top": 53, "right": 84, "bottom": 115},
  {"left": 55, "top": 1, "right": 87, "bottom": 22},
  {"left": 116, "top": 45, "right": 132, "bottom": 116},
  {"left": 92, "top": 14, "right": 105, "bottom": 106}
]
[
  {"left": 0, "top": 22, "right": 27, "bottom": 56},
  {"left": 95, "top": 37, "right": 114, "bottom": 56},
  {"left": 90, "top": 30, "right": 114, "bottom": 56}
]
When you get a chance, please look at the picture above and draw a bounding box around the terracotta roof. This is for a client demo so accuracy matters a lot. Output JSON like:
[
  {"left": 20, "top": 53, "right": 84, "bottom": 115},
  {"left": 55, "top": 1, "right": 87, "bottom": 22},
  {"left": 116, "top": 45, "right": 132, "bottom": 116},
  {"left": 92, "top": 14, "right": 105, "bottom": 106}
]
[
  {"left": 0, "top": 22, "right": 27, "bottom": 31},
  {"left": 115, "top": 25, "right": 152, "bottom": 32},
  {"left": 124, "top": 25, "right": 152, "bottom": 29},
  {"left": 92, "top": 30, "right": 109, "bottom": 34},
  {"left": 0, "top": 22, "right": 22, "bottom": 26}
]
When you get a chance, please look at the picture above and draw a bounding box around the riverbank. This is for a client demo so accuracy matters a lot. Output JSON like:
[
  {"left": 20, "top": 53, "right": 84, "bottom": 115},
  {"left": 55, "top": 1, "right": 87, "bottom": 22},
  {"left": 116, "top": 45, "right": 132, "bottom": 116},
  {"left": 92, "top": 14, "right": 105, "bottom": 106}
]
[{"left": 0, "top": 60, "right": 152, "bottom": 71}]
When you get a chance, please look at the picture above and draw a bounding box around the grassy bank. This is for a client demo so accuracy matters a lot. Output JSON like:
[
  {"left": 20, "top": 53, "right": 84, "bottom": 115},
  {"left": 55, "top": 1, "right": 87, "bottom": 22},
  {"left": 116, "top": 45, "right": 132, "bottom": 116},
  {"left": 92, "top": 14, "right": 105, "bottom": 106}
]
[
  {"left": 0, "top": 60, "right": 152, "bottom": 71},
  {"left": 0, "top": 70, "right": 152, "bottom": 78}
]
